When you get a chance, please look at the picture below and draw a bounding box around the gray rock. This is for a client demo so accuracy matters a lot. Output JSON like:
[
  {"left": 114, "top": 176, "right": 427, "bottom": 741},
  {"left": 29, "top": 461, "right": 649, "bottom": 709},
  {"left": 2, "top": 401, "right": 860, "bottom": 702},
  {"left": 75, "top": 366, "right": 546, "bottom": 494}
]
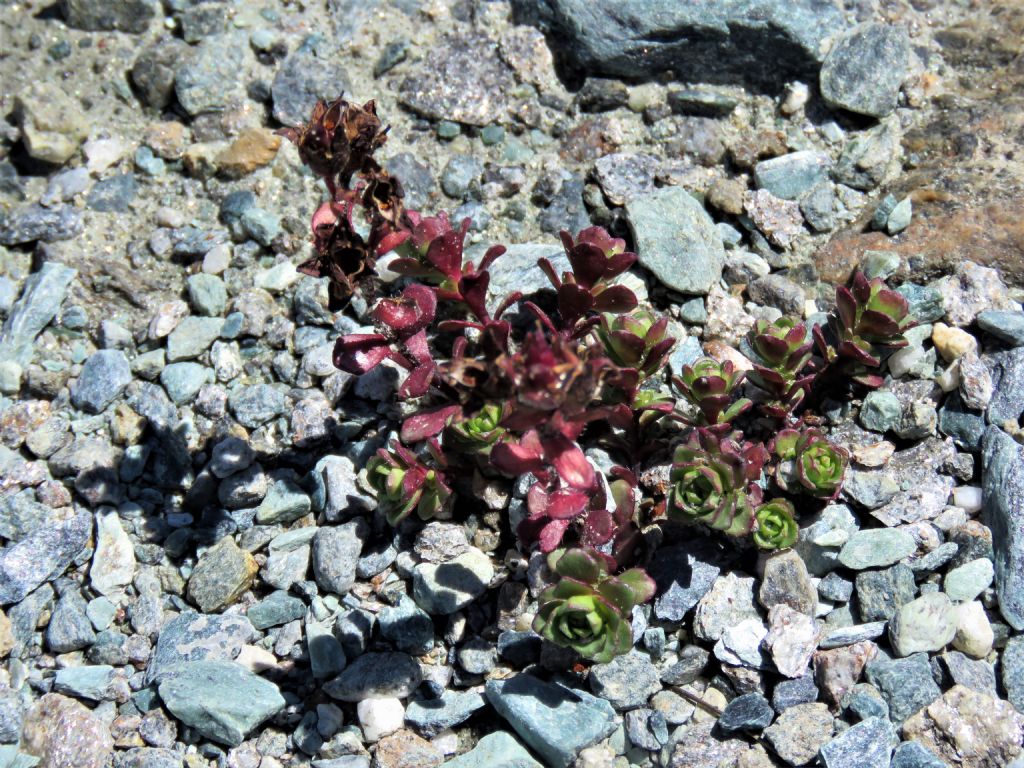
[
  {"left": 943, "top": 557, "right": 994, "bottom": 602},
  {"left": 262, "top": 527, "right": 314, "bottom": 591},
  {"left": 46, "top": 588, "right": 96, "bottom": 653},
  {"left": 440, "top": 731, "right": 542, "bottom": 768},
  {"left": 131, "top": 38, "right": 190, "bottom": 109},
  {"left": 820, "top": 24, "right": 910, "bottom": 118},
  {"left": 272, "top": 42, "right": 350, "bottom": 127},
  {"left": 61, "top": 0, "right": 156, "bottom": 33},
  {"left": 247, "top": 591, "right": 305, "bottom": 631},
  {"left": 841, "top": 683, "right": 889, "bottom": 722},
  {"left": 855, "top": 565, "right": 915, "bottom": 622},
  {"left": 147, "top": 612, "right": 256, "bottom": 684},
  {"left": 772, "top": 673, "right": 819, "bottom": 712},
  {"left": 160, "top": 362, "right": 208, "bottom": 405},
  {"left": 859, "top": 390, "right": 902, "bottom": 433},
  {"left": 624, "top": 708, "right": 668, "bottom": 751},
  {"left": 982, "top": 425, "right": 1024, "bottom": 630},
  {"left": 819, "top": 716, "right": 895, "bottom": 768},
  {"left": 0, "top": 509, "right": 90, "bottom": 605},
  {"left": 478, "top": 242, "right": 568, "bottom": 310},
  {"left": 217, "top": 463, "right": 268, "bottom": 509},
  {"left": 412, "top": 548, "right": 493, "bottom": 615},
  {"left": 626, "top": 186, "right": 724, "bottom": 295},
  {"left": 312, "top": 520, "right": 366, "bottom": 595},
  {"left": 119, "top": 748, "right": 183, "bottom": 768},
  {"left": 717, "top": 692, "right": 773, "bottom": 733},
  {"left": 157, "top": 661, "right": 285, "bottom": 747},
  {"left": 759, "top": 549, "right": 816, "bottom": 615},
  {"left": 891, "top": 741, "right": 947, "bottom": 768},
  {"left": 0, "top": 262, "right": 76, "bottom": 367},
  {"left": 441, "top": 155, "right": 483, "bottom": 200},
  {"left": 398, "top": 32, "right": 515, "bottom": 126},
  {"left": 323, "top": 652, "right": 422, "bottom": 702},
  {"left": 818, "top": 572, "right": 854, "bottom": 603},
  {"left": 186, "top": 536, "right": 256, "bottom": 613},
  {"left": 209, "top": 436, "right": 255, "bottom": 479},
  {"left": 166, "top": 316, "right": 223, "bottom": 361},
  {"left": 1003, "top": 636, "right": 1024, "bottom": 712},
  {"left": 818, "top": 621, "right": 888, "bottom": 649},
  {"left": 940, "top": 650, "right": 997, "bottom": 697},
  {"left": 754, "top": 151, "right": 831, "bottom": 200},
  {"left": 53, "top": 665, "right": 123, "bottom": 702},
  {"left": 174, "top": 33, "right": 248, "bottom": 116},
  {"left": 0, "top": 687, "right": 24, "bottom": 744},
  {"left": 229, "top": 384, "right": 287, "bottom": 428},
  {"left": 747, "top": 274, "right": 806, "bottom": 316},
  {"left": 838, "top": 528, "right": 916, "bottom": 570},
  {"left": 648, "top": 540, "right": 722, "bottom": 622},
  {"left": 834, "top": 120, "right": 900, "bottom": 191},
  {"left": 987, "top": 348, "right": 1024, "bottom": 426},
  {"left": 186, "top": 274, "right": 227, "bottom": 317},
  {"left": 307, "top": 620, "right": 346, "bottom": 679},
  {"left": 0, "top": 493, "right": 63, "bottom": 542},
  {"left": 977, "top": 310, "right": 1024, "bottom": 347},
  {"left": 864, "top": 653, "right": 941, "bottom": 724},
  {"left": 938, "top": 391, "right": 986, "bottom": 450},
  {"left": 405, "top": 690, "right": 486, "bottom": 739},
  {"left": 589, "top": 650, "right": 661, "bottom": 710},
  {"left": 334, "top": 608, "right": 375, "bottom": 659},
  {"left": 888, "top": 593, "right": 957, "bottom": 656},
  {"left": 485, "top": 674, "right": 617, "bottom": 768},
  {"left": 71, "top": 350, "right": 131, "bottom": 413},
  {"left": 764, "top": 702, "right": 834, "bottom": 766},
  {"left": 0, "top": 205, "right": 84, "bottom": 246},
  {"left": 256, "top": 477, "right": 312, "bottom": 525},
  {"left": 86, "top": 173, "right": 136, "bottom": 213},
  {"left": 379, "top": 595, "right": 434, "bottom": 656},
  {"left": 522, "top": 0, "right": 846, "bottom": 87}
]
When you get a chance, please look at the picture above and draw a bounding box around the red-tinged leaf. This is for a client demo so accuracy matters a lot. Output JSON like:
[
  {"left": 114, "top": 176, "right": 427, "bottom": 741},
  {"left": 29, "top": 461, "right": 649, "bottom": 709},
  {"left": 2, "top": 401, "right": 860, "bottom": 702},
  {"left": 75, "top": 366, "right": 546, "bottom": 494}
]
[
  {"left": 296, "top": 258, "right": 324, "bottom": 278},
  {"left": 547, "top": 436, "right": 596, "bottom": 490},
  {"left": 310, "top": 200, "right": 338, "bottom": 231},
  {"left": 644, "top": 337, "right": 676, "bottom": 375},
  {"left": 593, "top": 284, "right": 638, "bottom": 313},
  {"left": 478, "top": 244, "right": 506, "bottom": 273},
  {"left": 617, "top": 569, "right": 657, "bottom": 604},
  {"left": 836, "top": 286, "right": 857, "bottom": 332},
  {"left": 398, "top": 361, "right": 435, "bottom": 398},
  {"left": 837, "top": 339, "right": 879, "bottom": 366},
  {"left": 400, "top": 405, "right": 462, "bottom": 443},
  {"left": 546, "top": 489, "right": 590, "bottom": 519},
  {"left": 603, "top": 250, "right": 636, "bottom": 278},
  {"left": 386, "top": 258, "right": 434, "bottom": 277},
  {"left": 402, "top": 329, "right": 433, "bottom": 365},
  {"left": 436, "top": 319, "right": 483, "bottom": 333},
  {"left": 460, "top": 272, "right": 490, "bottom": 321},
  {"left": 493, "top": 291, "right": 523, "bottom": 322},
  {"left": 581, "top": 509, "right": 615, "bottom": 545},
  {"left": 537, "top": 257, "right": 562, "bottom": 290},
  {"left": 491, "top": 435, "right": 545, "bottom": 476},
  {"left": 558, "top": 229, "right": 575, "bottom": 254},
  {"left": 333, "top": 334, "right": 390, "bottom": 374},
  {"left": 567, "top": 243, "right": 608, "bottom": 288},
  {"left": 373, "top": 285, "right": 437, "bottom": 336},
  {"left": 374, "top": 228, "right": 410, "bottom": 256},
  {"left": 558, "top": 283, "right": 594, "bottom": 320},
  {"left": 851, "top": 271, "right": 872, "bottom": 304},
  {"left": 425, "top": 231, "right": 464, "bottom": 279},
  {"left": 523, "top": 301, "right": 559, "bottom": 334},
  {"left": 537, "top": 518, "right": 571, "bottom": 553},
  {"left": 609, "top": 330, "right": 646, "bottom": 359}
]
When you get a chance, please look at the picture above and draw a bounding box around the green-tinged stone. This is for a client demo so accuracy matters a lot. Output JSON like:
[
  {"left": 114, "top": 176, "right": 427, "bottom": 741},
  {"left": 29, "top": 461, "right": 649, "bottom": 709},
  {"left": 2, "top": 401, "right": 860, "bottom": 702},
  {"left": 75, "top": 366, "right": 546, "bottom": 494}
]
[{"left": 838, "top": 529, "right": 916, "bottom": 570}]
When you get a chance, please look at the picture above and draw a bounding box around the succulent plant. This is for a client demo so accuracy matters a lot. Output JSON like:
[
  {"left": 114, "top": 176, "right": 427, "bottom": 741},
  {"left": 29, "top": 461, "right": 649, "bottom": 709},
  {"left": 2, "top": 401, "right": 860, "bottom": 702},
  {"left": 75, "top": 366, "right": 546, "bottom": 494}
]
[
  {"left": 596, "top": 310, "right": 675, "bottom": 378},
  {"left": 446, "top": 403, "right": 507, "bottom": 456},
  {"left": 815, "top": 271, "right": 915, "bottom": 387},
  {"left": 752, "top": 499, "right": 799, "bottom": 550},
  {"left": 533, "top": 548, "right": 655, "bottom": 663},
  {"left": 672, "top": 357, "right": 752, "bottom": 427},
  {"left": 365, "top": 440, "right": 453, "bottom": 526},
  {"left": 744, "top": 317, "right": 815, "bottom": 417},
  {"left": 773, "top": 428, "right": 849, "bottom": 499},
  {"left": 667, "top": 430, "right": 766, "bottom": 537}
]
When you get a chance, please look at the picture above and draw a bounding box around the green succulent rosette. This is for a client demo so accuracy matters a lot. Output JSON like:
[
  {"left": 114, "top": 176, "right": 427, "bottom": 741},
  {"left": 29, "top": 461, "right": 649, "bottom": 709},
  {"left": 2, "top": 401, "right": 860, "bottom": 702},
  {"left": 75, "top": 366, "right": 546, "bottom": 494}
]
[
  {"left": 446, "top": 403, "right": 507, "bottom": 456},
  {"left": 365, "top": 442, "right": 453, "bottom": 526},
  {"left": 596, "top": 310, "right": 674, "bottom": 378},
  {"left": 752, "top": 498, "right": 799, "bottom": 550},
  {"left": 533, "top": 548, "right": 656, "bottom": 663},
  {"left": 743, "top": 317, "right": 815, "bottom": 417},
  {"left": 773, "top": 428, "right": 848, "bottom": 499},
  {"left": 671, "top": 357, "right": 752, "bottom": 427}
]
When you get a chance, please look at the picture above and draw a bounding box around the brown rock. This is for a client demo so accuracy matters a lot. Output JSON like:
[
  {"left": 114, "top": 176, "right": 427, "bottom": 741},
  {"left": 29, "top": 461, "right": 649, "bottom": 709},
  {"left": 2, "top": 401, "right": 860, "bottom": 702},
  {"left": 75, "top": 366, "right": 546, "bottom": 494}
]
[
  {"left": 764, "top": 703, "right": 834, "bottom": 766},
  {"left": 744, "top": 190, "right": 805, "bottom": 248},
  {"left": 813, "top": 640, "right": 878, "bottom": 706},
  {"left": 729, "top": 130, "right": 788, "bottom": 171},
  {"left": 216, "top": 128, "right": 282, "bottom": 178},
  {"left": 0, "top": 399, "right": 51, "bottom": 450},
  {"left": 143, "top": 121, "right": 187, "bottom": 159},
  {"left": 902, "top": 685, "right": 1023, "bottom": 768},
  {"left": 0, "top": 609, "right": 13, "bottom": 657},
  {"left": 21, "top": 693, "right": 114, "bottom": 768},
  {"left": 186, "top": 536, "right": 257, "bottom": 613},
  {"left": 707, "top": 177, "right": 747, "bottom": 216},
  {"left": 373, "top": 730, "right": 444, "bottom": 768},
  {"left": 669, "top": 719, "right": 747, "bottom": 767}
]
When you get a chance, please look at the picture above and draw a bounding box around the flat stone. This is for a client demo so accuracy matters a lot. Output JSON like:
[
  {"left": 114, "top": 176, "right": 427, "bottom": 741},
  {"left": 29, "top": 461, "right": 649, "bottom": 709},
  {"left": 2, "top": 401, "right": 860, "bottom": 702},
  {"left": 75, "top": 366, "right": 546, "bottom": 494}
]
[
  {"left": 90, "top": 509, "right": 135, "bottom": 597},
  {"left": 940, "top": 650, "right": 997, "bottom": 696},
  {"left": 718, "top": 692, "right": 773, "bottom": 734},
  {"left": 0, "top": 262, "right": 77, "bottom": 366},
  {"left": 891, "top": 741, "right": 947, "bottom": 768},
  {"left": 479, "top": 242, "right": 568, "bottom": 311},
  {"left": 405, "top": 690, "right": 486, "bottom": 739},
  {"left": 838, "top": 528, "right": 916, "bottom": 570},
  {"left": 485, "top": 674, "right": 617, "bottom": 768},
  {"left": 944, "top": 558, "right": 994, "bottom": 602},
  {"left": 307, "top": 620, "right": 346, "bottom": 679},
  {"left": 53, "top": 665, "right": 124, "bottom": 702},
  {"left": 441, "top": 731, "right": 542, "bottom": 768},
  {"left": 379, "top": 595, "right": 434, "bottom": 656},
  {"left": 186, "top": 536, "right": 257, "bottom": 613},
  {"left": 648, "top": 540, "right": 723, "bottom": 622},
  {"left": 977, "top": 310, "right": 1024, "bottom": 347},
  {"left": 13, "top": 81, "right": 90, "bottom": 165},
  {"left": 20, "top": 692, "right": 113, "bottom": 768},
  {"left": 147, "top": 612, "right": 256, "bottom": 684},
  {"left": 855, "top": 565, "right": 916, "bottom": 622},
  {"left": 902, "top": 685, "right": 1024, "bottom": 768},
  {"left": 693, "top": 572, "right": 760, "bottom": 642},
  {"left": 764, "top": 702, "right": 833, "bottom": 766},
  {"left": 819, "top": 716, "right": 895, "bottom": 768},
  {"left": 771, "top": 673, "right": 819, "bottom": 713},
  {"left": 589, "top": 650, "right": 661, "bottom": 710},
  {"left": 525, "top": 0, "right": 846, "bottom": 87},
  {"left": 764, "top": 604, "right": 819, "bottom": 678},
  {"left": 759, "top": 550, "right": 816, "bottom": 615},
  {"left": 271, "top": 43, "right": 350, "bottom": 128},
  {"left": 255, "top": 477, "right": 312, "bottom": 525},
  {"left": 864, "top": 653, "right": 941, "bottom": 725},
  {"left": 62, "top": 0, "right": 155, "bottom": 33},
  {"left": 754, "top": 151, "right": 831, "bottom": 200},
  {"left": 165, "top": 316, "right": 223, "bottom": 361},
  {"left": 174, "top": 33, "right": 248, "bottom": 116},
  {"left": 1003, "top": 636, "right": 1024, "bottom": 712},
  {"left": 626, "top": 186, "right": 724, "bottom": 295},
  {"left": 247, "top": 591, "right": 305, "bottom": 631},
  {"left": 820, "top": 23, "right": 910, "bottom": 118},
  {"left": 0, "top": 509, "right": 90, "bottom": 605},
  {"left": 323, "top": 652, "right": 422, "bottom": 702},
  {"left": 71, "top": 350, "right": 132, "bottom": 414},
  {"left": 982, "top": 426, "right": 1024, "bottom": 629},
  {"left": 714, "top": 617, "right": 769, "bottom": 669},
  {"left": 157, "top": 660, "right": 285, "bottom": 747},
  {"left": 889, "top": 592, "right": 957, "bottom": 656},
  {"left": 312, "top": 520, "right": 366, "bottom": 595},
  {"left": 412, "top": 548, "right": 493, "bottom": 615},
  {"left": 229, "top": 384, "right": 287, "bottom": 429}
]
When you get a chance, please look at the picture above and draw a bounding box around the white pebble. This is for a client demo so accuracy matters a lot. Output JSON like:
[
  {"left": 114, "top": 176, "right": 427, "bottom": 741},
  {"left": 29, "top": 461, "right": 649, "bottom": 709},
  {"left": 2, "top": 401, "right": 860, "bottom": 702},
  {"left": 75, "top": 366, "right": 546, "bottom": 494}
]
[
  {"left": 236, "top": 644, "right": 277, "bottom": 673},
  {"left": 952, "top": 486, "right": 983, "bottom": 514},
  {"left": 202, "top": 243, "right": 232, "bottom": 274},
  {"left": 431, "top": 729, "right": 459, "bottom": 755},
  {"left": 155, "top": 207, "right": 186, "bottom": 228},
  {"left": 357, "top": 697, "right": 404, "bottom": 742},
  {"left": 952, "top": 600, "right": 994, "bottom": 659}
]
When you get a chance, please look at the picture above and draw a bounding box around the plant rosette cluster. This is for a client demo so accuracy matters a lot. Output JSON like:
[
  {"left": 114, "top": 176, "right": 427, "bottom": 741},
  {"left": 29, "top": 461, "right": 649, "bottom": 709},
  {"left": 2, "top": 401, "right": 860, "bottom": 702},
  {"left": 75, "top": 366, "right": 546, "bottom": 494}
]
[
  {"left": 534, "top": 548, "right": 656, "bottom": 663},
  {"left": 284, "top": 95, "right": 915, "bottom": 664}
]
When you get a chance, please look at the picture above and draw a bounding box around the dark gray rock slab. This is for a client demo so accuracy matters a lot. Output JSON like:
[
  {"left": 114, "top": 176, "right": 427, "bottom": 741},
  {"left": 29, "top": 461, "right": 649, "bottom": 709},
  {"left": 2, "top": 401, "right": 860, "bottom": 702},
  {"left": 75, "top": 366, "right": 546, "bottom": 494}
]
[{"left": 982, "top": 425, "right": 1024, "bottom": 630}]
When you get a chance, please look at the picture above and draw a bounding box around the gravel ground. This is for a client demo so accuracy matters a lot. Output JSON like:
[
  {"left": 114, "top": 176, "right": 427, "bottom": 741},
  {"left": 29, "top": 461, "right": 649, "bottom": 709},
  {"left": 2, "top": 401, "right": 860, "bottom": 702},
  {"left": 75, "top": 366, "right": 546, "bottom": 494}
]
[{"left": 1, "top": 1, "right": 1023, "bottom": 767}]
